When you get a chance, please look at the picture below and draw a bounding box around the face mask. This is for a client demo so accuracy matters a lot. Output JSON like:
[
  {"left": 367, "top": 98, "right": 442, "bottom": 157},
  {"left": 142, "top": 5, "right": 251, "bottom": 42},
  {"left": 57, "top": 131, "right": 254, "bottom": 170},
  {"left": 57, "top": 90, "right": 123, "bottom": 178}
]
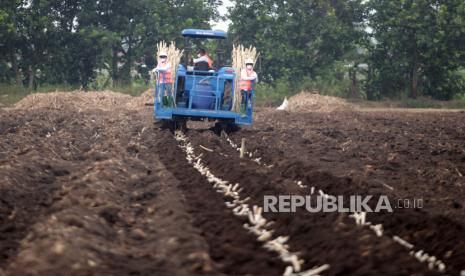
[
  {"left": 246, "top": 65, "right": 253, "bottom": 70},
  {"left": 197, "top": 54, "right": 201, "bottom": 58},
  {"left": 160, "top": 57, "right": 167, "bottom": 62}
]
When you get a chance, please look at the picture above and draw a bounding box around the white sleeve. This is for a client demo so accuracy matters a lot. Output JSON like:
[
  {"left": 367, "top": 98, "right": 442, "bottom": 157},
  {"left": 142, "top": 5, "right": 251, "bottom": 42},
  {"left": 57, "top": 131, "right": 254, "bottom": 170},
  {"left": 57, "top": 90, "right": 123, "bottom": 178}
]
[
  {"left": 156, "top": 63, "right": 171, "bottom": 72},
  {"left": 193, "top": 56, "right": 209, "bottom": 63},
  {"left": 241, "top": 70, "right": 258, "bottom": 81}
]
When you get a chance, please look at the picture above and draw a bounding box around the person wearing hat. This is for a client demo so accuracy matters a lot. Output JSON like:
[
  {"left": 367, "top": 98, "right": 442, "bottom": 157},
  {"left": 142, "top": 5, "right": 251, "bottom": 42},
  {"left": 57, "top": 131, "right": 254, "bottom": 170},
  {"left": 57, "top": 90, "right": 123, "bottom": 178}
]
[
  {"left": 154, "top": 51, "right": 173, "bottom": 106},
  {"left": 239, "top": 58, "right": 258, "bottom": 112}
]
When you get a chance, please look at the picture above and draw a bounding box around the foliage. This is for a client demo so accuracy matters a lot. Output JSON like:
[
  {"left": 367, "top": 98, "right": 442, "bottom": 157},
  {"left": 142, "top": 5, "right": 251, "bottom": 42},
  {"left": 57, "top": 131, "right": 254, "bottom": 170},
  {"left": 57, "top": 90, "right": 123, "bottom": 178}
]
[
  {"left": 365, "top": 0, "right": 465, "bottom": 100},
  {"left": 228, "top": 0, "right": 365, "bottom": 84},
  {"left": 0, "top": 0, "right": 220, "bottom": 89},
  {"left": 0, "top": 83, "right": 77, "bottom": 106},
  {"left": 228, "top": 0, "right": 465, "bottom": 101},
  {"left": 1, "top": 0, "right": 465, "bottom": 102},
  {"left": 255, "top": 77, "right": 296, "bottom": 106}
]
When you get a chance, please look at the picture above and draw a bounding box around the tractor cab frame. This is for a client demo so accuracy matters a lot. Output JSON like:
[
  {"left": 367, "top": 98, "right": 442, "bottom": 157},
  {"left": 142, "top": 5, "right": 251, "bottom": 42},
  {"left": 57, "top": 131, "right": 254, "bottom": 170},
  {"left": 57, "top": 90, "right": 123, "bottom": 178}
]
[{"left": 153, "top": 29, "right": 255, "bottom": 128}]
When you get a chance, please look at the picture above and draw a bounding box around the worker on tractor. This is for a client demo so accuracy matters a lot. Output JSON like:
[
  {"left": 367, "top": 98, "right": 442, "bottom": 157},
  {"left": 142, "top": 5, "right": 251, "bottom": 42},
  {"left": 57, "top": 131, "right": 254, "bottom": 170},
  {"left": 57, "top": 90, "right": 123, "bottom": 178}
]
[
  {"left": 154, "top": 51, "right": 173, "bottom": 107},
  {"left": 240, "top": 58, "right": 258, "bottom": 113},
  {"left": 193, "top": 48, "right": 213, "bottom": 71}
]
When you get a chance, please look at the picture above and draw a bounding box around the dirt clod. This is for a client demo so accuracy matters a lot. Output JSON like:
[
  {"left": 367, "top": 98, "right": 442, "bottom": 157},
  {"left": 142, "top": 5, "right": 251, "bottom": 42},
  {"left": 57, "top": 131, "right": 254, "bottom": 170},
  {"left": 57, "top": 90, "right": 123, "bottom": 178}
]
[{"left": 286, "top": 91, "right": 353, "bottom": 112}]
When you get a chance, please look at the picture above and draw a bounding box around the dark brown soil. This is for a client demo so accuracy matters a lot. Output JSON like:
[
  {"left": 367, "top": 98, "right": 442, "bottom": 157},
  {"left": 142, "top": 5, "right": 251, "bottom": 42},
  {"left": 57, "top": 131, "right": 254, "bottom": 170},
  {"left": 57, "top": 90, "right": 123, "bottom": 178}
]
[
  {"left": 0, "top": 95, "right": 464, "bottom": 275},
  {"left": 227, "top": 108, "right": 465, "bottom": 274},
  {"left": 0, "top": 107, "right": 220, "bottom": 275}
]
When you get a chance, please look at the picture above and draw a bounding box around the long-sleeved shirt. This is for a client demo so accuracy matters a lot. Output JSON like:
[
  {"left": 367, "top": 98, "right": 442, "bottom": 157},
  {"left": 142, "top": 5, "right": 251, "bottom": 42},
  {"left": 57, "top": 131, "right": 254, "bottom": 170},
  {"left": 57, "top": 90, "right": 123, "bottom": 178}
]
[
  {"left": 193, "top": 55, "right": 213, "bottom": 69},
  {"left": 155, "top": 61, "right": 171, "bottom": 72},
  {"left": 155, "top": 62, "right": 172, "bottom": 83},
  {"left": 240, "top": 68, "right": 258, "bottom": 91},
  {"left": 241, "top": 68, "right": 258, "bottom": 82}
]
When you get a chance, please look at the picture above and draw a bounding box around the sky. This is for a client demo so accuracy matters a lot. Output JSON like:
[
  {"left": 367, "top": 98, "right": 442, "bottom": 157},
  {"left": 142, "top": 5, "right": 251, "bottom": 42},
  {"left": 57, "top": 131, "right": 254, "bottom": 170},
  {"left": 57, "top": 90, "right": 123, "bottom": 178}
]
[{"left": 210, "top": 0, "right": 233, "bottom": 31}]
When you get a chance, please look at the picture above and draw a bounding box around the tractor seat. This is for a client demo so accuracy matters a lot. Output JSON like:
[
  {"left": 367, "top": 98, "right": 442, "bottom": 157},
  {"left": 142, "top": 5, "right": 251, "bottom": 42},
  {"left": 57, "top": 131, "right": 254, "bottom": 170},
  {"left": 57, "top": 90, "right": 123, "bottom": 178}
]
[{"left": 194, "top": 61, "right": 211, "bottom": 73}]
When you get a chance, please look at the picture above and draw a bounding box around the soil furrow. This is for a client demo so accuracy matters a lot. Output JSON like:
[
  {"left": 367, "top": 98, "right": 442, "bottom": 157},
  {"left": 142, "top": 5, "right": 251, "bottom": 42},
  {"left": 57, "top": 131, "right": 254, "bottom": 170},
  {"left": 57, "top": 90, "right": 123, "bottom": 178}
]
[
  {"left": 153, "top": 129, "right": 288, "bottom": 276},
  {"left": 224, "top": 111, "right": 465, "bottom": 274},
  {"left": 185, "top": 128, "right": 444, "bottom": 275},
  {"left": 1, "top": 92, "right": 464, "bottom": 275}
]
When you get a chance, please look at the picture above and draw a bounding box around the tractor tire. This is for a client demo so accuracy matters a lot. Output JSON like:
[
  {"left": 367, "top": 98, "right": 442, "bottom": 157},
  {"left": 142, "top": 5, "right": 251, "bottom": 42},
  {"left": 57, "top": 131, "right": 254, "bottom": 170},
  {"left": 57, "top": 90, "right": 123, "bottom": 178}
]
[{"left": 213, "top": 122, "right": 240, "bottom": 135}]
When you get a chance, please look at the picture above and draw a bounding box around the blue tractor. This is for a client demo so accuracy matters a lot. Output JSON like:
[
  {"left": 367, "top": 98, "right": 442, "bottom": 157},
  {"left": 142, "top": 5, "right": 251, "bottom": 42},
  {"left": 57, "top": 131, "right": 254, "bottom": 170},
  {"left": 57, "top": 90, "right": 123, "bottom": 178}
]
[{"left": 154, "top": 29, "right": 254, "bottom": 130}]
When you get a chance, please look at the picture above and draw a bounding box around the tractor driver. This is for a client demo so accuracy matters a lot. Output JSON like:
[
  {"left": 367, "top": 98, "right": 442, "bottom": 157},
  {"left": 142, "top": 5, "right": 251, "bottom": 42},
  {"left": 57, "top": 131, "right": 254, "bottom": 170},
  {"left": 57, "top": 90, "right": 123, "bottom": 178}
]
[{"left": 193, "top": 49, "right": 213, "bottom": 71}]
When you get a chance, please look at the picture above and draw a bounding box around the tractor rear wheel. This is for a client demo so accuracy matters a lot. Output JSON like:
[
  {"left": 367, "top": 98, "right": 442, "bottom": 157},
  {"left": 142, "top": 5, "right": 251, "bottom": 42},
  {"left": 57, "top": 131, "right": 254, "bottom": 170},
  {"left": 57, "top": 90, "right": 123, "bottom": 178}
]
[
  {"left": 213, "top": 122, "right": 240, "bottom": 135},
  {"left": 158, "top": 119, "right": 174, "bottom": 130},
  {"left": 174, "top": 118, "right": 187, "bottom": 132},
  {"left": 157, "top": 118, "right": 187, "bottom": 132}
]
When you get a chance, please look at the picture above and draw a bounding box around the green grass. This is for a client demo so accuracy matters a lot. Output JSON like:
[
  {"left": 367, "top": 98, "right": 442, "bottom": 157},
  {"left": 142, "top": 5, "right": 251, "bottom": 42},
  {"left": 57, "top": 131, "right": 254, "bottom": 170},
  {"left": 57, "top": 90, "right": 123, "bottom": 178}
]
[
  {"left": 402, "top": 97, "right": 442, "bottom": 109},
  {"left": 1, "top": 81, "right": 463, "bottom": 110},
  {"left": 111, "top": 82, "right": 150, "bottom": 97},
  {"left": 0, "top": 82, "right": 150, "bottom": 106},
  {"left": 255, "top": 83, "right": 296, "bottom": 106},
  {"left": 254, "top": 75, "right": 351, "bottom": 107},
  {"left": 0, "top": 84, "right": 77, "bottom": 106},
  {"left": 254, "top": 77, "right": 304, "bottom": 106},
  {"left": 447, "top": 100, "right": 465, "bottom": 109},
  {"left": 0, "top": 86, "right": 30, "bottom": 106}
]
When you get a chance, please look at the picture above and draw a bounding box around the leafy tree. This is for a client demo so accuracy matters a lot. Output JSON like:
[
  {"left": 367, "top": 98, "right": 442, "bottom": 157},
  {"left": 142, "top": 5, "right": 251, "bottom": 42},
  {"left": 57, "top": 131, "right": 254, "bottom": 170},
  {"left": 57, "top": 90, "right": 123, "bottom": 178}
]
[
  {"left": 366, "top": 0, "right": 465, "bottom": 100},
  {"left": 228, "top": 0, "right": 365, "bottom": 85},
  {"left": 0, "top": 0, "right": 22, "bottom": 85},
  {"left": 93, "top": 0, "right": 220, "bottom": 85},
  {"left": 0, "top": 0, "right": 221, "bottom": 88}
]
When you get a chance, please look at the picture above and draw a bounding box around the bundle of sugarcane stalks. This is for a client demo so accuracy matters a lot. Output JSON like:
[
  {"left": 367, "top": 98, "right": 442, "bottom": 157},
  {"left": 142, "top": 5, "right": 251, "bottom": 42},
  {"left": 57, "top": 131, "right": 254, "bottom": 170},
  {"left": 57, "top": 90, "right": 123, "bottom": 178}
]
[
  {"left": 232, "top": 44, "right": 259, "bottom": 112},
  {"left": 156, "top": 41, "right": 183, "bottom": 107}
]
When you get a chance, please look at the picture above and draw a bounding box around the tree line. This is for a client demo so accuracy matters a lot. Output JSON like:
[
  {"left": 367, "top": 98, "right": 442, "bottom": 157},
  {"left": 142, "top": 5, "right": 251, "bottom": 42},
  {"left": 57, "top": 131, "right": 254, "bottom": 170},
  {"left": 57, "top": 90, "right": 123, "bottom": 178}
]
[
  {"left": 228, "top": 0, "right": 465, "bottom": 100},
  {"left": 1, "top": 0, "right": 465, "bottom": 100},
  {"left": 0, "top": 0, "right": 219, "bottom": 89}
]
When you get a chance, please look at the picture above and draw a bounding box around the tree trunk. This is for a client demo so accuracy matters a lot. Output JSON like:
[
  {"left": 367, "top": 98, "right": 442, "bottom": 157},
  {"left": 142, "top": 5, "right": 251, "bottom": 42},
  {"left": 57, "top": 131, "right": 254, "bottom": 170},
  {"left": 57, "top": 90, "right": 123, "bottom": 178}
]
[
  {"left": 348, "top": 67, "right": 358, "bottom": 98},
  {"left": 111, "top": 44, "right": 119, "bottom": 84},
  {"left": 409, "top": 43, "right": 419, "bottom": 99},
  {"left": 410, "top": 66, "right": 419, "bottom": 99},
  {"left": 120, "top": 43, "right": 132, "bottom": 85},
  {"left": 10, "top": 49, "right": 21, "bottom": 86},
  {"left": 10, "top": 12, "right": 21, "bottom": 86},
  {"left": 366, "top": 66, "right": 375, "bottom": 100},
  {"left": 28, "top": 65, "right": 35, "bottom": 89}
]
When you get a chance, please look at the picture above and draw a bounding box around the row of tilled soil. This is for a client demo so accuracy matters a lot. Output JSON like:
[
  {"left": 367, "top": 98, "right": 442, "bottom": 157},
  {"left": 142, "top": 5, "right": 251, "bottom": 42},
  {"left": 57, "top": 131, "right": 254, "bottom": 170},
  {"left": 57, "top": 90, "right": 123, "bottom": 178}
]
[
  {"left": 2, "top": 94, "right": 463, "bottom": 275},
  {"left": 248, "top": 109, "right": 465, "bottom": 222},
  {"left": 227, "top": 109, "right": 465, "bottom": 275},
  {"left": 0, "top": 108, "right": 90, "bottom": 267},
  {"left": 175, "top": 128, "right": 446, "bottom": 275},
  {"left": 152, "top": 128, "right": 290, "bottom": 276},
  {"left": 0, "top": 107, "right": 221, "bottom": 275}
]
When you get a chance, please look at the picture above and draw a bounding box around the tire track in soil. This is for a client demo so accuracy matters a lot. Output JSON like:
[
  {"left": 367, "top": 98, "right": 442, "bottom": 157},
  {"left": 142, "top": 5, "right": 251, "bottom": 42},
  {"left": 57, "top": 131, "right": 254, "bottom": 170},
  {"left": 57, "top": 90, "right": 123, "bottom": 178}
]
[
  {"left": 185, "top": 129, "right": 440, "bottom": 275},
  {"left": 230, "top": 110, "right": 465, "bottom": 275},
  {"left": 153, "top": 129, "right": 288, "bottom": 276}
]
